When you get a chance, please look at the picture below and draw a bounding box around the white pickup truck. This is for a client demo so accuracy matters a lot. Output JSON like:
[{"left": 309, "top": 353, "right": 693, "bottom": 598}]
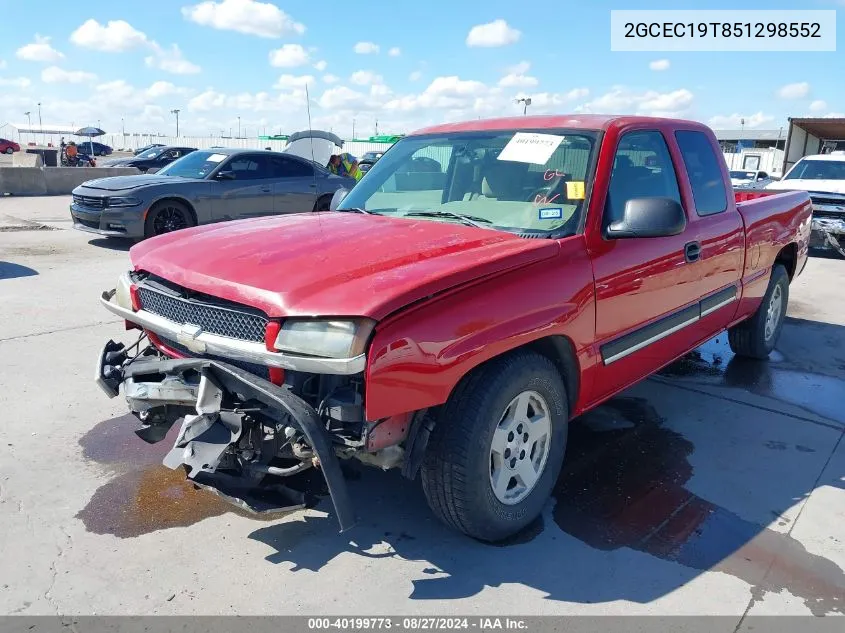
[{"left": 766, "top": 151, "right": 845, "bottom": 256}]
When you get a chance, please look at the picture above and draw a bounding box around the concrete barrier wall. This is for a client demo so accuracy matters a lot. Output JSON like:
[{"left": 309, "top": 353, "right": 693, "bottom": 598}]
[{"left": 0, "top": 167, "right": 142, "bottom": 195}]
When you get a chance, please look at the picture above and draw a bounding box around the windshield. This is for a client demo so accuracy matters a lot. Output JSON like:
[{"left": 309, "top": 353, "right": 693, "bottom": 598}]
[
  {"left": 339, "top": 129, "right": 598, "bottom": 235},
  {"left": 157, "top": 150, "right": 228, "bottom": 179},
  {"left": 784, "top": 158, "right": 845, "bottom": 181},
  {"left": 136, "top": 148, "right": 164, "bottom": 159},
  {"left": 730, "top": 171, "right": 756, "bottom": 179}
]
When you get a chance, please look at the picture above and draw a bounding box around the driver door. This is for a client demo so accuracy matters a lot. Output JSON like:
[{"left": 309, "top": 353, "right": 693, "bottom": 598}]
[
  {"left": 212, "top": 153, "right": 276, "bottom": 221},
  {"left": 584, "top": 128, "right": 703, "bottom": 403}
]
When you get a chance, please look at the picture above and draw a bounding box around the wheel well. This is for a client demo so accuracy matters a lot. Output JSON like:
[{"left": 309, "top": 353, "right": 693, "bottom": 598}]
[
  {"left": 151, "top": 197, "right": 197, "bottom": 225},
  {"left": 775, "top": 243, "right": 797, "bottom": 281},
  {"left": 523, "top": 336, "right": 580, "bottom": 417}
]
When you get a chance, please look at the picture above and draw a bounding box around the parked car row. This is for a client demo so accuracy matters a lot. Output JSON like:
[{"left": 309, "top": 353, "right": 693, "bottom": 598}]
[{"left": 70, "top": 131, "right": 357, "bottom": 240}]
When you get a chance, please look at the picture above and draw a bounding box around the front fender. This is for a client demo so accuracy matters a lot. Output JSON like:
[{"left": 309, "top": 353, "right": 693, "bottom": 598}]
[{"left": 364, "top": 237, "right": 597, "bottom": 420}]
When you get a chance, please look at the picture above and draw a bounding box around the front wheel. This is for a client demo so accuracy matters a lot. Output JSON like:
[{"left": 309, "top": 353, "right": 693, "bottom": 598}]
[
  {"left": 143, "top": 200, "right": 195, "bottom": 239},
  {"left": 421, "top": 350, "right": 569, "bottom": 542},
  {"left": 728, "top": 264, "right": 789, "bottom": 359},
  {"left": 313, "top": 194, "right": 333, "bottom": 212},
  {"left": 4, "top": 148, "right": 13, "bottom": 155}
]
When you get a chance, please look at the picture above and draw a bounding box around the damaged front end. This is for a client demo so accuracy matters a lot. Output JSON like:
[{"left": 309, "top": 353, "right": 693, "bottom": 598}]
[
  {"left": 96, "top": 338, "right": 357, "bottom": 531},
  {"left": 809, "top": 194, "right": 845, "bottom": 257}
]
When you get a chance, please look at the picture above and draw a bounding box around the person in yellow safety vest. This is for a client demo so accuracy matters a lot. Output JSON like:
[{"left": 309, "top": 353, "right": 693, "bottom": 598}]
[{"left": 328, "top": 153, "right": 363, "bottom": 181}]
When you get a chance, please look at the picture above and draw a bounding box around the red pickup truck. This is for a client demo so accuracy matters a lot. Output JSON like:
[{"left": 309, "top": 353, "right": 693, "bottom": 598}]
[{"left": 95, "top": 115, "right": 812, "bottom": 542}]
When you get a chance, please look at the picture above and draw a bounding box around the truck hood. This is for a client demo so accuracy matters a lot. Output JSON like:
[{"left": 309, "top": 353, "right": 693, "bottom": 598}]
[
  {"left": 77, "top": 174, "right": 192, "bottom": 191},
  {"left": 129, "top": 213, "right": 559, "bottom": 319},
  {"left": 766, "top": 179, "right": 845, "bottom": 195}
]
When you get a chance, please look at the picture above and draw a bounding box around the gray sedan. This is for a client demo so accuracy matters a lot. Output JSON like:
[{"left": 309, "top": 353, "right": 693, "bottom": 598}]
[{"left": 70, "top": 146, "right": 356, "bottom": 240}]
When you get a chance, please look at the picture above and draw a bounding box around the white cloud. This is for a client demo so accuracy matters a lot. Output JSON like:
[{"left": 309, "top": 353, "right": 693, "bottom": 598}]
[
  {"left": 350, "top": 70, "right": 383, "bottom": 86},
  {"left": 319, "top": 86, "right": 371, "bottom": 110},
  {"left": 565, "top": 87, "right": 589, "bottom": 100},
  {"left": 777, "top": 82, "right": 809, "bottom": 99},
  {"left": 353, "top": 41, "right": 380, "bottom": 55},
  {"left": 809, "top": 100, "right": 828, "bottom": 113},
  {"left": 576, "top": 87, "right": 693, "bottom": 117},
  {"left": 0, "top": 77, "right": 31, "bottom": 89},
  {"left": 187, "top": 88, "right": 306, "bottom": 113},
  {"left": 708, "top": 112, "right": 774, "bottom": 129},
  {"left": 322, "top": 74, "right": 339, "bottom": 84},
  {"left": 385, "top": 76, "right": 489, "bottom": 113},
  {"left": 649, "top": 59, "right": 670, "bottom": 71},
  {"left": 41, "top": 66, "right": 97, "bottom": 84},
  {"left": 182, "top": 0, "right": 304, "bottom": 37},
  {"left": 269, "top": 44, "right": 310, "bottom": 67},
  {"left": 145, "top": 44, "right": 202, "bottom": 74},
  {"left": 146, "top": 81, "right": 189, "bottom": 99},
  {"left": 388, "top": 47, "right": 401, "bottom": 57},
  {"left": 15, "top": 35, "right": 64, "bottom": 63},
  {"left": 409, "top": 71, "right": 422, "bottom": 82},
  {"left": 466, "top": 19, "right": 521, "bottom": 47},
  {"left": 70, "top": 19, "right": 149, "bottom": 52},
  {"left": 498, "top": 73, "right": 538, "bottom": 88},
  {"left": 274, "top": 74, "right": 315, "bottom": 89},
  {"left": 313, "top": 60, "right": 327, "bottom": 72}
]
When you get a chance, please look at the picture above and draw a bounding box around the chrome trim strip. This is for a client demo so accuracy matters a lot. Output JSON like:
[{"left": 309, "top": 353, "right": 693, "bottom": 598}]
[
  {"left": 603, "top": 314, "right": 700, "bottom": 365},
  {"left": 700, "top": 294, "right": 737, "bottom": 317},
  {"left": 100, "top": 295, "right": 366, "bottom": 375}
]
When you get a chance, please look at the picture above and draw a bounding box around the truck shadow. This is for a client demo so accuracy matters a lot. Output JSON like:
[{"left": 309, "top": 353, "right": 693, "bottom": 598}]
[{"left": 248, "top": 317, "right": 845, "bottom": 614}]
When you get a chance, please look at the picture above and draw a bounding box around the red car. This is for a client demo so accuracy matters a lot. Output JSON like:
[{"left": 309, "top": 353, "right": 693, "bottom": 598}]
[
  {"left": 0, "top": 138, "right": 21, "bottom": 154},
  {"left": 95, "top": 114, "right": 812, "bottom": 542}
]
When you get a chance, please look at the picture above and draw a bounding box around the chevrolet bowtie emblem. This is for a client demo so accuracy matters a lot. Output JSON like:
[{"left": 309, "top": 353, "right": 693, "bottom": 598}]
[{"left": 176, "top": 324, "right": 206, "bottom": 353}]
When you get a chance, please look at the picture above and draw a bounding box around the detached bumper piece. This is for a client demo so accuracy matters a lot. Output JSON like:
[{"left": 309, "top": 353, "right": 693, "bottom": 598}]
[
  {"left": 811, "top": 217, "right": 845, "bottom": 257},
  {"left": 96, "top": 340, "right": 356, "bottom": 532}
]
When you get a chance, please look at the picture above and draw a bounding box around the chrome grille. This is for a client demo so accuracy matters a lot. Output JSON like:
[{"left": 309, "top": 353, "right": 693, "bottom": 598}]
[
  {"left": 72, "top": 194, "right": 105, "bottom": 209},
  {"left": 137, "top": 286, "right": 268, "bottom": 343}
]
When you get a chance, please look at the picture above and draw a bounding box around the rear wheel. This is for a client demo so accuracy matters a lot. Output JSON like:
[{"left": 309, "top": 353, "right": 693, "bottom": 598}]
[
  {"left": 313, "top": 194, "right": 333, "bottom": 212},
  {"left": 144, "top": 200, "right": 195, "bottom": 239},
  {"left": 4, "top": 148, "right": 13, "bottom": 155},
  {"left": 728, "top": 264, "right": 789, "bottom": 359},
  {"left": 420, "top": 350, "right": 569, "bottom": 542}
]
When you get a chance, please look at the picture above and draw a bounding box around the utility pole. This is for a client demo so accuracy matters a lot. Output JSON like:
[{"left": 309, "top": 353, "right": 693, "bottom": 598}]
[
  {"left": 171, "top": 109, "right": 180, "bottom": 137},
  {"left": 24, "top": 111, "right": 31, "bottom": 143}
]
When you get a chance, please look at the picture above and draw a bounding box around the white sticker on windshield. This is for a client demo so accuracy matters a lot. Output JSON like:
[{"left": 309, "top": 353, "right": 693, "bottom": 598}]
[
  {"left": 497, "top": 133, "right": 564, "bottom": 165},
  {"left": 207, "top": 153, "right": 226, "bottom": 163}
]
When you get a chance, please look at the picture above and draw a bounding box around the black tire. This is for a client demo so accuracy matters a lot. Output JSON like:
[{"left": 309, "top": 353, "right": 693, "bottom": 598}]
[
  {"left": 143, "top": 200, "right": 195, "bottom": 239},
  {"left": 728, "top": 264, "right": 789, "bottom": 359},
  {"left": 420, "top": 350, "right": 569, "bottom": 542},
  {"left": 4, "top": 148, "right": 13, "bottom": 155},
  {"left": 313, "top": 194, "right": 333, "bottom": 212}
]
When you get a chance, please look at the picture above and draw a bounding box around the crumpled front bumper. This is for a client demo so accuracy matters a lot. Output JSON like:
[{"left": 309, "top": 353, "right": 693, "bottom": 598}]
[
  {"left": 96, "top": 339, "right": 357, "bottom": 532},
  {"left": 811, "top": 216, "right": 845, "bottom": 256}
]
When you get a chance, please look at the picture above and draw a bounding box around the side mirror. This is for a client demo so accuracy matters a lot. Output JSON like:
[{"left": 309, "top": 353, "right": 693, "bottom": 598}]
[
  {"left": 216, "top": 170, "right": 236, "bottom": 181},
  {"left": 329, "top": 188, "right": 349, "bottom": 211},
  {"left": 606, "top": 197, "right": 686, "bottom": 239}
]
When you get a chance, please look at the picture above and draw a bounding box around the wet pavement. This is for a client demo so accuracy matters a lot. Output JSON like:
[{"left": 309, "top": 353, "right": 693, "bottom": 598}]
[{"left": 1, "top": 196, "right": 844, "bottom": 616}]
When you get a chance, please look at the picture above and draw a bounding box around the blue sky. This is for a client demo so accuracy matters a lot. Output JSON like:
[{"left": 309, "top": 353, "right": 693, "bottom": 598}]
[{"left": 0, "top": 0, "right": 842, "bottom": 138}]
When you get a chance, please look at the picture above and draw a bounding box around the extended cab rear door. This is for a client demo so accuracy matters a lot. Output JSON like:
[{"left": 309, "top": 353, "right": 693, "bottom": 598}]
[{"left": 583, "top": 125, "right": 722, "bottom": 402}]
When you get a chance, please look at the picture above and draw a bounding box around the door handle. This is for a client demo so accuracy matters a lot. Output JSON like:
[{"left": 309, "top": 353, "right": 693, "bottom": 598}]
[
  {"left": 308, "top": 183, "right": 317, "bottom": 188},
  {"left": 684, "top": 241, "right": 701, "bottom": 263}
]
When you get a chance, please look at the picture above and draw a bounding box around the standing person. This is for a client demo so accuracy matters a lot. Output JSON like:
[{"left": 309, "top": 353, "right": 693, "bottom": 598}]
[
  {"left": 328, "top": 153, "right": 362, "bottom": 181},
  {"left": 65, "top": 141, "right": 78, "bottom": 165}
]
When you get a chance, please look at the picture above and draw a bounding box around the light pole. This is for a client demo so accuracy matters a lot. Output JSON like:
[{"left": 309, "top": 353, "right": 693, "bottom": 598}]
[
  {"left": 121, "top": 117, "right": 125, "bottom": 136},
  {"left": 352, "top": 118, "right": 356, "bottom": 139},
  {"left": 171, "top": 109, "right": 180, "bottom": 137},
  {"left": 238, "top": 116, "right": 241, "bottom": 138},
  {"left": 24, "top": 111, "right": 31, "bottom": 143},
  {"left": 37, "top": 102, "right": 42, "bottom": 143},
  {"left": 516, "top": 97, "right": 532, "bottom": 115}
]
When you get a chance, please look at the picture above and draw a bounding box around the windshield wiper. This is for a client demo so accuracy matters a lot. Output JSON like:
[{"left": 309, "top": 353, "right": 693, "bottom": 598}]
[
  {"left": 336, "top": 207, "right": 374, "bottom": 215},
  {"left": 403, "top": 210, "right": 493, "bottom": 228}
]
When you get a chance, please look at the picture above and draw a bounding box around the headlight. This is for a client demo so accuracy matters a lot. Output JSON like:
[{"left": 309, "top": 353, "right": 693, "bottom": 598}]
[
  {"left": 274, "top": 318, "right": 375, "bottom": 358},
  {"left": 106, "top": 196, "right": 141, "bottom": 208},
  {"left": 114, "top": 272, "right": 134, "bottom": 310}
]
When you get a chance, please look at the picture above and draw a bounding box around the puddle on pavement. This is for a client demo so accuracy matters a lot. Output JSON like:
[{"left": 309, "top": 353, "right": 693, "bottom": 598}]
[
  {"left": 657, "top": 334, "right": 843, "bottom": 424},
  {"left": 552, "top": 397, "right": 844, "bottom": 615},
  {"left": 77, "top": 415, "right": 323, "bottom": 538}
]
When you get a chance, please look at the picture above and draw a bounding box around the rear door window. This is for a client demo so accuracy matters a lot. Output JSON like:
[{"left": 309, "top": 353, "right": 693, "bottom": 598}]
[
  {"left": 674, "top": 130, "right": 729, "bottom": 216},
  {"left": 227, "top": 154, "right": 272, "bottom": 180}
]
